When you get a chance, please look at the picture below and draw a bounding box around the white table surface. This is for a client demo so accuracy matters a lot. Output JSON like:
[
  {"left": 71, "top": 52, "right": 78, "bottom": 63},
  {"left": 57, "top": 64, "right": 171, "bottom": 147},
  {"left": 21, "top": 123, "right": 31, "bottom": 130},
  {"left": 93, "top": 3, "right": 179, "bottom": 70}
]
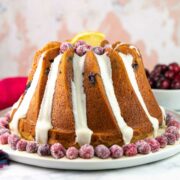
[{"left": 1, "top": 110, "right": 180, "bottom": 180}]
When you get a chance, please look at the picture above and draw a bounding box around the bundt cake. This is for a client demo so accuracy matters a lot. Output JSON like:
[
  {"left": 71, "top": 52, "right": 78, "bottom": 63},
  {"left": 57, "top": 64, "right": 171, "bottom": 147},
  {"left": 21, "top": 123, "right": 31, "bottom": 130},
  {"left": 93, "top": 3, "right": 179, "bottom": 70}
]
[{"left": 9, "top": 33, "right": 166, "bottom": 148}]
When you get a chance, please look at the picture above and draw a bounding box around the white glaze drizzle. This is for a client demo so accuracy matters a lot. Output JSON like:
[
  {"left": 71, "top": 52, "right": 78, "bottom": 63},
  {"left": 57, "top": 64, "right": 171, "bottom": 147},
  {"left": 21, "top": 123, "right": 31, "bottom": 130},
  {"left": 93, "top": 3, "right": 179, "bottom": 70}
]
[
  {"left": 95, "top": 53, "right": 133, "bottom": 144},
  {"left": 160, "top": 106, "right": 166, "bottom": 127},
  {"left": 10, "top": 96, "right": 22, "bottom": 117},
  {"left": 119, "top": 52, "right": 159, "bottom": 137},
  {"left": 71, "top": 54, "right": 93, "bottom": 146},
  {"left": 35, "top": 54, "right": 63, "bottom": 144},
  {"left": 9, "top": 53, "right": 45, "bottom": 135}
]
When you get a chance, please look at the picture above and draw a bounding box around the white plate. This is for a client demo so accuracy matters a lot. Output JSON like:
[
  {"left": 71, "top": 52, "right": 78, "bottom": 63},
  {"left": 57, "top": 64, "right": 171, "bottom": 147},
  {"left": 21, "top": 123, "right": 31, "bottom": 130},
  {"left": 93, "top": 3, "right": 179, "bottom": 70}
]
[
  {"left": 0, "top": 110, "right": 180, "bottom": 170},
  {"left": 0, "top": 141, "right": 180, "bottom": 170}
]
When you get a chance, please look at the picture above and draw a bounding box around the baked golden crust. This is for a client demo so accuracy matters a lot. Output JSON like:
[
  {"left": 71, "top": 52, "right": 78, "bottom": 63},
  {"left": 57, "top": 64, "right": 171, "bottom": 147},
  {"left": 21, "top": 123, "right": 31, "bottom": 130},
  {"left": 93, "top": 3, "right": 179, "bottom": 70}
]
[{"left": 10, "top": 41, "right": 163, "bottom": 148}]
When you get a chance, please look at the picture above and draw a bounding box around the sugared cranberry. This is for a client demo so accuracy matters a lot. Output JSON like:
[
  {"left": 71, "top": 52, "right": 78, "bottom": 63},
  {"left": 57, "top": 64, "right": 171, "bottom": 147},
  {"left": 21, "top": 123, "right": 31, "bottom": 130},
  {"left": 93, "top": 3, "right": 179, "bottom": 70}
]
[
  {"left": 60, "top": 42, "right": 73, "bottom": 53},
  {"left": 50, "top": 143, "right": 66, "bottom": 159},
  {"left": 155, "top": 135, "right": 168, "bottom": 148},
  {"left": 123, "top": 143, "right": 137, "bottom": 156},
  {"left": 5, "top": 112, "right": 11, "bottom": 122},
  {"left": 0, "top": 128, "right": 10, "bottom": 135},
  {"left": 167, "top": 120, "right": 180, "bottom": 129},
  {"left": 8, "top": 134, "right": 20, "bottom": 150},
  {"left": 93, "top": 47, "right": 105, "bottom": 55},
  {"left": 135, "top": 140, "right": 151, "bottom": 154},
  {"left": 74, "top": 40, "right": 86, "bottom": 48},
  {"left": 37, "top": 144, "right": 51, "bottom": 156},
  {"left": 0, "top": 117, "right": 8, "bottom": 128},
  {"left": 66, "top": 147, "right": 79, "bottom": 159},
  {"left": 154, "top": 64, "right": 168, "bottom": 73},
  {"left": 109, "top": 144, "right": 123, "bottom": 158},
  {"left": 95, "top": 145, "right": 110, "bottom": 159},
  {"left": 145, "top": 138, "right": 160, "bottom": 152},
  {"left": 75, "top": 44, "right": 92, "bottom": 56},
  {"left": 164, "top": 133, "right": 176, "bottom": 145},
  {"left": 0, "top": 132, "right": 10, "bottom": 144},
  {"left": 168, "top": 63, "right": 180, "bottom": 73},
  {"left": 166, "top": 126, "right": 180, "bottom": 140},
  {"left": 26, "top": 141, "right": 38, "bottom": 153},
  {"left": 79, "top": 144, "right": 94, "bottom": 159},
  {"left": 171, "top": 80, "right": 180, "bottom": 89},
  {"left": 16, "top": 139, "right": 27, "bottom": 151},
  {"left": 166, "top": 113, "right": 175, "bottom": 124}
]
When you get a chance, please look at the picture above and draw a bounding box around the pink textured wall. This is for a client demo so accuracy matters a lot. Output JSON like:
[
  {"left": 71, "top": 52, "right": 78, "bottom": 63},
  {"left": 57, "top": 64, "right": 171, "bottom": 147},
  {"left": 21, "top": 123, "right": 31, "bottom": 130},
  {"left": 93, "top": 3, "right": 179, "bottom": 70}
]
[{"left": 0, "top": 0, "right": 180, "bottom": 78}]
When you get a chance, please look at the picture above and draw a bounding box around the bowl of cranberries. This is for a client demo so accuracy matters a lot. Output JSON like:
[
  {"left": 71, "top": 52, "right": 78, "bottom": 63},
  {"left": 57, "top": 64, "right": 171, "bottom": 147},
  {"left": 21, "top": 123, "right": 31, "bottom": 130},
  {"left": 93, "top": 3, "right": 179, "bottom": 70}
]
[{"left": 146, "top": 62, "right": 180, "bottom": 110}]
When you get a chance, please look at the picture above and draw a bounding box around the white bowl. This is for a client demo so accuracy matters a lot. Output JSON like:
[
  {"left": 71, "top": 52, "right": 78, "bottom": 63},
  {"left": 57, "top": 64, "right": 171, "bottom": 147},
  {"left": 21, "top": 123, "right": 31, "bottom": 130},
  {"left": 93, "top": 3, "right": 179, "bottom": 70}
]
[{"left": 153, "top": 89, "right": 180, "bottom": 111}]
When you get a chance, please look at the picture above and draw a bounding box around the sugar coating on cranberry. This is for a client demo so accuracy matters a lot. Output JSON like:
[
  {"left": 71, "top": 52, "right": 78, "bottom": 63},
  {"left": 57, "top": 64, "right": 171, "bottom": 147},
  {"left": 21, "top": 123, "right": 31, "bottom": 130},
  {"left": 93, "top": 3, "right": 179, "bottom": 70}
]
[
  {"left": 60, "top": 42, "right": 73, "bottom": 53},
  {"left": 0, "top": 128, "right": 10, "bottom": 135},
  {"left": 145, "top": 138, "right": 160, "bottom": 152},
  {"left": 164, "top": 133, "right": 176, "bottom": 145},
  {"left": 93, "top": 47, "right": 105, "bottom": 55},
  {"left": 8, "top": 134, "right": 20, "bottom": 150},
  {"left": 166, "top": 113, "right": 175, "bottom": 124},
  {"left": 95, "top": 145, "right": 110, "bottom": 159},
  {"left": 50, "top": 143, "right": 66, "bottom": 159},
  {"left": 5, "top": 112, "right": 11, "bottom": 121},
  {"left": 26, "top": 141, "right": 38, "bottom": 153},
  {"left": 75, "top": 44, "right": 92, "bottom": 56},
  {"left": 109, "top": 144, "right": 123, "bottom": 158},
  {"left": 167, "top": 120, "right": 180, "bottom": 129},
  {"left": 74, "top": 40, "right": 86, "bottom": 48},
  {"left": 66, "top": 147, "right": 79, "bottom": 159},
  {"left": 16, "top": 139, "right": 27, "bottom": 151},
  {"left": 0, "top": 132, "right": 10, "bottom": 144},
  {"left": 123, "top": 143, "right": 137, "bottom": 156},
  {"left": 79, "top": 144, "right": 94, "bottom": 159},
  {"left": 166, "top": 126, "right": 180, "bottom": 140},
  {"left": 135, "top": 140, "right": 151, "bottom": 154},
  {"left": 37, "top": 144, "right": 51, "bottom": 156},
  {"left": 155, "top": 135, "right": 168, "bottom": 148},
  {"left": 0, "top": 117, "right": 9, "bottom": 128}
]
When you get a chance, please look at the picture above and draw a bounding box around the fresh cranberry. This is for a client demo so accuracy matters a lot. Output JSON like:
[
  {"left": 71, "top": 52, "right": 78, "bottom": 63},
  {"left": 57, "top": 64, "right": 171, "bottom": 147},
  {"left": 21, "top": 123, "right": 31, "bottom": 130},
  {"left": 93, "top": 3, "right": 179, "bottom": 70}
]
[
  {"left": 168, "top": 63, "right": 180, "bottom": 73},
  {"left": 145, "top": 69, "right": 150, "bottom": 78},
  {"left": 171, "top": 80, "right": 180, "bottom": 89},
  {"left": 165, "top": 70, "right": 175, "bottom": 80},
  {"left": 160, "top": 79, "right": 171, "bottom": 89},
  {"left": 174, "top": 73, "right": 180, "bottom": 81}
]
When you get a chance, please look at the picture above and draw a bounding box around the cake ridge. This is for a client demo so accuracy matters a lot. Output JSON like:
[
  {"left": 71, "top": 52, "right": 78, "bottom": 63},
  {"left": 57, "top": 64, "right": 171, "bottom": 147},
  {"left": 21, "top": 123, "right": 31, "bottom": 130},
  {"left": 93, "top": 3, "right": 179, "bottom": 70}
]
[
  {"left": 35, "top": 53, "right": 63, "bottom": 144},
  {"left": 71, "top": 53, "right": 93, "bottom": 146},
  {"left": 95, "top": 53, "right": 133, "bottom": 144},
  {"left": 10, "top": 52, "right": 46, "bottom": 135}
]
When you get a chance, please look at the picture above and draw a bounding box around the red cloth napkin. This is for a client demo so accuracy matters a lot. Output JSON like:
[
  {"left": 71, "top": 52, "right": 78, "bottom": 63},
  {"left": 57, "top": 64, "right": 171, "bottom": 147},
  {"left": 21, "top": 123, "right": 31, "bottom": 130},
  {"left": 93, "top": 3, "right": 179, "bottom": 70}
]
[{"left": 0, "top": 77, "right": 27, "bottom": 110}]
